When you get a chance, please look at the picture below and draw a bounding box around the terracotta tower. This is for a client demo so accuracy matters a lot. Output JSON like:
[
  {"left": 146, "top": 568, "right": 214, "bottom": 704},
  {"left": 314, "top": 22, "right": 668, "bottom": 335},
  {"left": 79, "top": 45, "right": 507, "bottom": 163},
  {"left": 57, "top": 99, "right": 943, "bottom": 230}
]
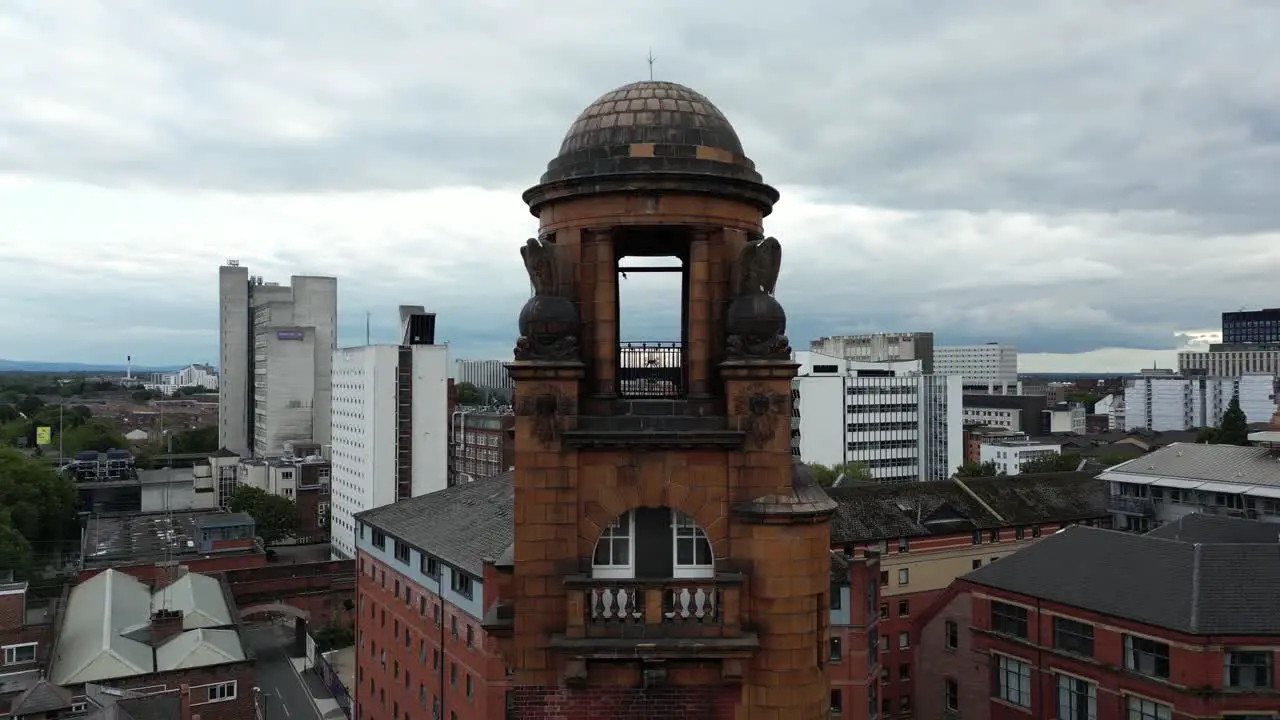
[{"left": 484, "top": 81, "right": 836, "bottom": 720}]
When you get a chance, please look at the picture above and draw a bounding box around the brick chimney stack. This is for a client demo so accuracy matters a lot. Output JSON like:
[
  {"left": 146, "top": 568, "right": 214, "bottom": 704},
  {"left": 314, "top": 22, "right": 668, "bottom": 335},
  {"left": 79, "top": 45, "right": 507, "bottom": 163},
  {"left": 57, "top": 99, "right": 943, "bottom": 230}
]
[
  {"left": 149, "top": 608, "right": 185, "bottom": 646},
  {"left": 180, "top": 684, "right": 194, "bottom": 720},
  {"left": 0, "top": 582, "right": 27, "bottom": 633}
]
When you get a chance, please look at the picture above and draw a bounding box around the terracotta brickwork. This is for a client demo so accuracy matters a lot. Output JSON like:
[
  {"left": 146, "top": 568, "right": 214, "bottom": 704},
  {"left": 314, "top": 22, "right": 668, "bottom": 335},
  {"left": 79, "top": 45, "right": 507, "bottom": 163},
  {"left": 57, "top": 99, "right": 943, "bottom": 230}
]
[
  {"left": 513, "top": 684, "right": 739, "bottom": 720},
  {"left": 499, "top": 80, "right": 833, "bottom": 720}
]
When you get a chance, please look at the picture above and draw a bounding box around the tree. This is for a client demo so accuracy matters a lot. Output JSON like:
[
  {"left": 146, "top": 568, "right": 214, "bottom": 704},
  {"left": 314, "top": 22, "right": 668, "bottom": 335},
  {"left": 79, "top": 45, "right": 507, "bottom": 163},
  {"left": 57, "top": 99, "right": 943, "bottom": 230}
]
[
  {"left": 455, "top": 382, "right": 483, "bottom": 406},
  {"left": 170, "top": 426, "right": 218, "bottom": 454},
  {"left": 0, "top": 449, "right": 77, "bottom": 575},
  {"left": 807, "top": 462, "right": 876, "bottom": 488},
  {"left": 955, "top": 460, "right": 999, "bottom": 478},
  {"left": 229, "top": 485, "right": 300, "bottom": 545},
  {"left": 0, "top": 405, "right": 18, "bottom": 424},
  {"left": 59, "top": 420, "right": 127, "bottom": 455},
  {"left": 1217, "top": 395, "right": 1250, "bottom": 446},
  {"left": 16, "top": 395, "right": 43, "bottom": 415},
  {"left": 0, "top": 512, "right": 33, "bottom": 580},
  {"left": 1020, "top": 452, "right": 1082, "bottom": 474},
  {"left": 1196, "top": 427, "right": 1220, "bottom": 445},
  {"left": 131, "top": 389, "right": 157, "bottom": 404}
]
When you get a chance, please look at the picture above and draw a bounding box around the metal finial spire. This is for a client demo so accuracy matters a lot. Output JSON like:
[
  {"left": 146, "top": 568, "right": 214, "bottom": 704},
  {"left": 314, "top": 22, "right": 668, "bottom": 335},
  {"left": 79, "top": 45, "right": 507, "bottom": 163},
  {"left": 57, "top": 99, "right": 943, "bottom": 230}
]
[{"left": 647, "top": 48, "right": 655, "bottom": 81}]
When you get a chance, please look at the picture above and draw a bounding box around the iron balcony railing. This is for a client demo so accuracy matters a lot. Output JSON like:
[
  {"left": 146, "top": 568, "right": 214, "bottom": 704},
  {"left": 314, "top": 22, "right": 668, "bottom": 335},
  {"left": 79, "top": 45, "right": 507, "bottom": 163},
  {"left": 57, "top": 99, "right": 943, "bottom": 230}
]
[{"left": 619, "top": 341, "right": 685, "bottom": 399}]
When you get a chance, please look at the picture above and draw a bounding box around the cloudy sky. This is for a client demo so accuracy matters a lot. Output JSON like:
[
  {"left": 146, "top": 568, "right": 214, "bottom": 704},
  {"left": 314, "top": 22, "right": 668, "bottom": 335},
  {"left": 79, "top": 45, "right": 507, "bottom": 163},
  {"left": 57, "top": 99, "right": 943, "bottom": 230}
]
[{"left": 2, "top": 0, "right": 1276, "bottom": 373}]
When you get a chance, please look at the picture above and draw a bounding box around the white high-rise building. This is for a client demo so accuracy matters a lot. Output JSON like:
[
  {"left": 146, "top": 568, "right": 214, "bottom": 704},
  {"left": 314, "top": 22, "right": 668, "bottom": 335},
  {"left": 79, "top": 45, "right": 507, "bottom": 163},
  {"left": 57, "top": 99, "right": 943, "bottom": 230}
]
[
  {"left": 1123, "top": 373, "right": 1278, "bottom": 432},
  {"left": 791, "top": 351, "right": 963, "bottom": 483},
  {"left": 935, "top": 343, "right": 1019, "bottom": 387},
  {"left": 453, "top": 359, "right": 514, "bottom": 400},
  {"left": 218, "top": 263, "right": 337, "bottom": 457},
  {"left": 329, "top": 307, "right": 449, "bottom": 560},
  {"left": 979, "top": 435, "right": 1063, "bottom": 476}
]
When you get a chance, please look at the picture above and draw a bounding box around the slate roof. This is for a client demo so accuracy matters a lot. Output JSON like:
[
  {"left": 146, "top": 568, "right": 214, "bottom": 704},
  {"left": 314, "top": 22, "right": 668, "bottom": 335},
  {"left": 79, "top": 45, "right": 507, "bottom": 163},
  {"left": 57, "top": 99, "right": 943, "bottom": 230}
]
[
  {"left": 825, "top": 472, "right": 1107, "bottom": 544},
  {"left": 356, "top": 471, "right": 515, "bottom": 577},
  {"left": 963, "top": 525, "right": 1280, "bottom": 635},
  {"left": 1105, "top": 442, "right": 1280, "bottom": 487},
  {"left": 8, "top": 678, "right": 73, "bottom": 715},
  {"left": 1144, "top": 514, "right": 1280, "bottom": 544}
]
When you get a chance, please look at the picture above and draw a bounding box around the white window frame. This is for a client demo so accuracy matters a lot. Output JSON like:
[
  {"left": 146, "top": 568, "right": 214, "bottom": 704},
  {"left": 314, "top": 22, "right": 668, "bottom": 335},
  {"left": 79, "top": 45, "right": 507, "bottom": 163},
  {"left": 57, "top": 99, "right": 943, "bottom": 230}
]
[
  {"left": 1125, "top": 695, "right": 1171, "bottom": 720},
  {"left": 1055, "top": 673, "right": 1097, "bottom": 720},
  {"left": 591, "top": 511, "right": 634, "bottom": 579},
  {"left": 994, "top": 653, "right": 1031, "bottom": 708},
  {"left": 672, "top": 510, "right": 713, "bottom": 579},
  {"left": 194, "top": 681, "right": 237, "bottom": 705},
  {"left": 2, "top": 643, "right": 36, "bottom": 665}
]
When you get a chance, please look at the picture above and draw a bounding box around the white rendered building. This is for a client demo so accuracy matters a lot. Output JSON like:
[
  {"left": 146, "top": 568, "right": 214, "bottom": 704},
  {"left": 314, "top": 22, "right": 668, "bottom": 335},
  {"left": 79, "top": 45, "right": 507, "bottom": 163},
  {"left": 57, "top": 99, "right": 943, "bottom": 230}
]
[
  {"left": 979, "top": 435, "right": 1063, "bottom": 476},
  {"left": 329, "top": 307, "right": 449, "bottom": 560},
  {"left": 218, "top": 263, "right": 337, "bottom": 457},
  {"left": 1123, "top": 373, "right": 1277, "bottom": 432},
  {"left": 144, "top": 364, "right": 219, "bottom": 395},
  {"left": 791, "top": 351, "right": 963, "bottom": 483},
  {"left": 934, "top": 343, "right": 1018, "bottom": 387}
]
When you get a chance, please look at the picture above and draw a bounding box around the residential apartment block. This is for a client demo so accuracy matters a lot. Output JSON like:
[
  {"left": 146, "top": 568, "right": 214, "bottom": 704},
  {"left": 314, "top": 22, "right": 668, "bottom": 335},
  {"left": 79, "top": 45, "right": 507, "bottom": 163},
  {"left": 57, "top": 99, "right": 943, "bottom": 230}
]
[
  {"left": 449, "top": 408, "right": 514, "bottom": 485},
  {"left": 1123, "top": 372, "right": 1277, "bottom": 431},
  {"left": 811, "top": 332, "right": 935, "bottom": 373},
  {"left": 792, "top": 352, "right": 962, "bottom": 483},
  {"left": 962, "top": 393, "right": 1049, "bottom": 435},
  {"left": 145, "top": 363, "right": 219, "bottom": 395},
  {"left": 934, "top": 343, "right": 1018, "bottom": 387},
  {"left": 218, "top": 262, "right": 337, "bottom": 457},
  {"left": 826, "top": 472, "right": 1109, "bottom": 716},
  {"left": 915, "top": 516, "right": 1280, "bottom": 720},
  {"left": 1104, "top": 440, "right": 1280, "bottom": 533},
  {"left": 353, "top": 476, "right": 514, "bottom": 720},
  {"left": 330, "top": 308, "right": 449, "bottom": 561}
]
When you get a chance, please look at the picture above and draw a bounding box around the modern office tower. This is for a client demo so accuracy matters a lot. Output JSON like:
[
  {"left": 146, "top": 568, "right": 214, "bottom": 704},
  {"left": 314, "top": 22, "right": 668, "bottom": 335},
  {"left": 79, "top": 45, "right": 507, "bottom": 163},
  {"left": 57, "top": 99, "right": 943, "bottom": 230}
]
[
  {"left": 811, "top": 332, "right": 935, "bottom": 373},
  {"left": 218, "top": 263, "right": 336, "bottom": 457}
]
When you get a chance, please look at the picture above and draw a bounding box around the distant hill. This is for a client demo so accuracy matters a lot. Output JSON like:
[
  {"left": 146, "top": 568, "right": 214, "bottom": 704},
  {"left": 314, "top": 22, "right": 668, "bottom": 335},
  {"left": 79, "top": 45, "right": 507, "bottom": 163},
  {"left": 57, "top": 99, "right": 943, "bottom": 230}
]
[{"left": 0, "top": 359, "right": 182, "bottom": 373}]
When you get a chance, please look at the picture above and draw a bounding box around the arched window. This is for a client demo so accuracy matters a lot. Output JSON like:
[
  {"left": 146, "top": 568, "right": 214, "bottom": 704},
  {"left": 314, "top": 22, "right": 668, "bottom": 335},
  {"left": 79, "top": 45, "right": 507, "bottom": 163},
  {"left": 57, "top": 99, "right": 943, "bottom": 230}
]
[{"left": 591, "top": 508, "right": 713, "bottom": 580}]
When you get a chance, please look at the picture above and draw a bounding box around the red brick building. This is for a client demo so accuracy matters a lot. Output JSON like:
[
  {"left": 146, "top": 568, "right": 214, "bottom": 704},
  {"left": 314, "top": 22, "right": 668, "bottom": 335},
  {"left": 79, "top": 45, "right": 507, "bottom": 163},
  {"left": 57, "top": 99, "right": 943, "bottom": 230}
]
[
  {"left": 354, "top": 476, "right": 514, "bottom": 720},
  {"left": 829, "top": 551, "right": 882, "bottom": 720},
  {"left": 825, "top": 471, "right": 1109, "bottom": 717},
  {"left": 1, "top": 571, "right": 257, "bottom": 720},
  {"left": 449, "top": 409, "right": 515, "bottom": 485},
  {"left": 915, "top": 513, "right": 1280, "bottom": 720}
]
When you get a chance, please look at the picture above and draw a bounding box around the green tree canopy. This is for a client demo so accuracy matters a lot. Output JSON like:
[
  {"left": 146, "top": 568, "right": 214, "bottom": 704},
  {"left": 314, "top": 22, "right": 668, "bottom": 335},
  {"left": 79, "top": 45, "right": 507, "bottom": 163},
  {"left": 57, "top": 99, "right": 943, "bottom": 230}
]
[
  {"left": 0, "top": 405, "right": 18, "bottom": 424},
  {"left": 808, "top": 462, "right": 876, "bottom": 488},
  {"left": 455, "top": 382, "right": 483, "bottom": 406},
  {"left": 16, "top": 395, "right": 43, "bottom": 415},
  {"left": 955, "top": 460, "right": 1000, "bottom": 478},
  {"left": 0, "top": 512, "right": 33, "bottom": 580},
  {"left": 0, "top": 449, "right": 77, "bottom": 576},
  {"left": 59, "top": 420, "right": 128, "bottom": 456},
  {"left": 1217, "top": 395, "right": 1250, "bottom": 446},
  {"left": 169, "top": 426, "right": 218, "bottom": 454},
  {"left": 229, "top": 485, "right": 300, "bottom": 545},
  {"left": 1020, "top": 452, "right": 1082, "bottom": 474},
  {"left": 1196, "top": 427, "right": 1220, "bottom": 444}
]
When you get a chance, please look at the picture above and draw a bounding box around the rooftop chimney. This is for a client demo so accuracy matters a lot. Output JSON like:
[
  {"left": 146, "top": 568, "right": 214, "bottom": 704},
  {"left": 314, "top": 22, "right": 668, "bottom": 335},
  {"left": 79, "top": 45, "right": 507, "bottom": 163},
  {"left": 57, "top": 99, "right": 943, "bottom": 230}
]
[
  {"left": 180, "top": 684, "right": 195, "bottom": 720},
  {"left": 149, "top": 608, "right": 185, "bottom": 646}
]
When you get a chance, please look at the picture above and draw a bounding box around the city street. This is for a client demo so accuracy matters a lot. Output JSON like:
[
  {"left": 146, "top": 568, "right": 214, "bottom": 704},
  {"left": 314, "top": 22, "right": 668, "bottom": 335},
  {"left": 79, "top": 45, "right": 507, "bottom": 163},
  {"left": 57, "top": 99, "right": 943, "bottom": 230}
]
[{"left": 244, "top": 622, "right": 323, "bottom": 720}]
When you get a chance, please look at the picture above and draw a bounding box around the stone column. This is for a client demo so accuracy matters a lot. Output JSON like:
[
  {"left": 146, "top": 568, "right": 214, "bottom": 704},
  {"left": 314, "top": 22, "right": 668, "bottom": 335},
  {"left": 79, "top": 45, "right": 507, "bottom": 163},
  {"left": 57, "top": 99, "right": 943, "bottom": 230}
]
[{"left": 686, "top": 228, "right": 712, "bottom": 406}]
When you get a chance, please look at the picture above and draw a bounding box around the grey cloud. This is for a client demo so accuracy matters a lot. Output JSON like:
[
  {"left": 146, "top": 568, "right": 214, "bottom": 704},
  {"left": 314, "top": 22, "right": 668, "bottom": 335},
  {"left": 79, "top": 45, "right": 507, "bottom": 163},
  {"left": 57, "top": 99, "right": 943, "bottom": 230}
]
[{"left": 4, "top": 1, "right": 1279, "bottom": 233}]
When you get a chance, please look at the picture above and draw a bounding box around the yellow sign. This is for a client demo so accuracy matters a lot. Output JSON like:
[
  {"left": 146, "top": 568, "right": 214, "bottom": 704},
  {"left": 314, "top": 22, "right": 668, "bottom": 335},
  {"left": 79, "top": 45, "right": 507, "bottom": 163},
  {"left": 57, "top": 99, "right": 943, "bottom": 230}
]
[{"left": 35, "top": 427, "right": 52, "bottom": 446}]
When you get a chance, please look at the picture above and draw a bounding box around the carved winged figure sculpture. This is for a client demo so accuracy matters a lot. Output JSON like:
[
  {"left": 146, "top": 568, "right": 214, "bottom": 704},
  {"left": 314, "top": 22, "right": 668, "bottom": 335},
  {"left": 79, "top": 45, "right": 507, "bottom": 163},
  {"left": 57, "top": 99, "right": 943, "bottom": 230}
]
[
  {"left": 520, "top": 237, "right": 558, "bottom": 296},
  {"left": 737, "top": 235, "right": 782, "bottom": 296}
]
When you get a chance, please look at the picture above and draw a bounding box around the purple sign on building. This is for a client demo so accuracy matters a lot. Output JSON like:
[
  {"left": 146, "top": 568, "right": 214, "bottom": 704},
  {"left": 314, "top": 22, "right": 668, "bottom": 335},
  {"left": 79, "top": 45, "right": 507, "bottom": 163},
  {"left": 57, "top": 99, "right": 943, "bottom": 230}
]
[{"left": 276, "top": 330, "right": 305, "bottom": 341}]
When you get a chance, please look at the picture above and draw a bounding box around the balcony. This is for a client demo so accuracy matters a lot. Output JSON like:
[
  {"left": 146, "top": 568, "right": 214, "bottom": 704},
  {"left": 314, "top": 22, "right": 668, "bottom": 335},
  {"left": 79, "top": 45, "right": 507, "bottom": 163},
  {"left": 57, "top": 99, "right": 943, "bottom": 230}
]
[
  {"left": 619, "top": 341, "right": 684, "bottom": 399},
  {"left": 550, "top": 574, "right": 758, "bottom": 660},
  {"left": 1107, "top": 495, "right": 1155, "bottom": 516}
]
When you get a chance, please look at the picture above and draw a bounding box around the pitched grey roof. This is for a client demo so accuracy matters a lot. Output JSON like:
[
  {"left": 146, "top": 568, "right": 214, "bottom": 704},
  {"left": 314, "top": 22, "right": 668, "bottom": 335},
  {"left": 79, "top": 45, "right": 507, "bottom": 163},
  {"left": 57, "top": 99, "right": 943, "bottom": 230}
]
[
  {"left": 9, "top": 678, "right": 73, "bottom": 715},
  {"left": 964, "top": 525, "right": 1280, "bottom": 635},
  {"left": 356, "top": 472, "right": 514, "bottom": 577},
  {"left": 826, "top": 472, "right": 1107, "bottom": 543},
  {"left": 1106, "top": 442, "right": 1280, "bottom": 487},
  {"left": 1145, "top": 514, "right": 1280, "bottom": 544}
]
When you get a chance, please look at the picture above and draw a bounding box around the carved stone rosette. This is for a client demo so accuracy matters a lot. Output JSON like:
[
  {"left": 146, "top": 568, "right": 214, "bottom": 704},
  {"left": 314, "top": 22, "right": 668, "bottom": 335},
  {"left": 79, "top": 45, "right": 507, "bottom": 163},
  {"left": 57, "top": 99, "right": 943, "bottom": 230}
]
[
  {"left": 732, "top": 383, "right": 789, "bottom": 448},
  {"left": 516, "top": 385, "right": 577, "bottom": 447}
]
